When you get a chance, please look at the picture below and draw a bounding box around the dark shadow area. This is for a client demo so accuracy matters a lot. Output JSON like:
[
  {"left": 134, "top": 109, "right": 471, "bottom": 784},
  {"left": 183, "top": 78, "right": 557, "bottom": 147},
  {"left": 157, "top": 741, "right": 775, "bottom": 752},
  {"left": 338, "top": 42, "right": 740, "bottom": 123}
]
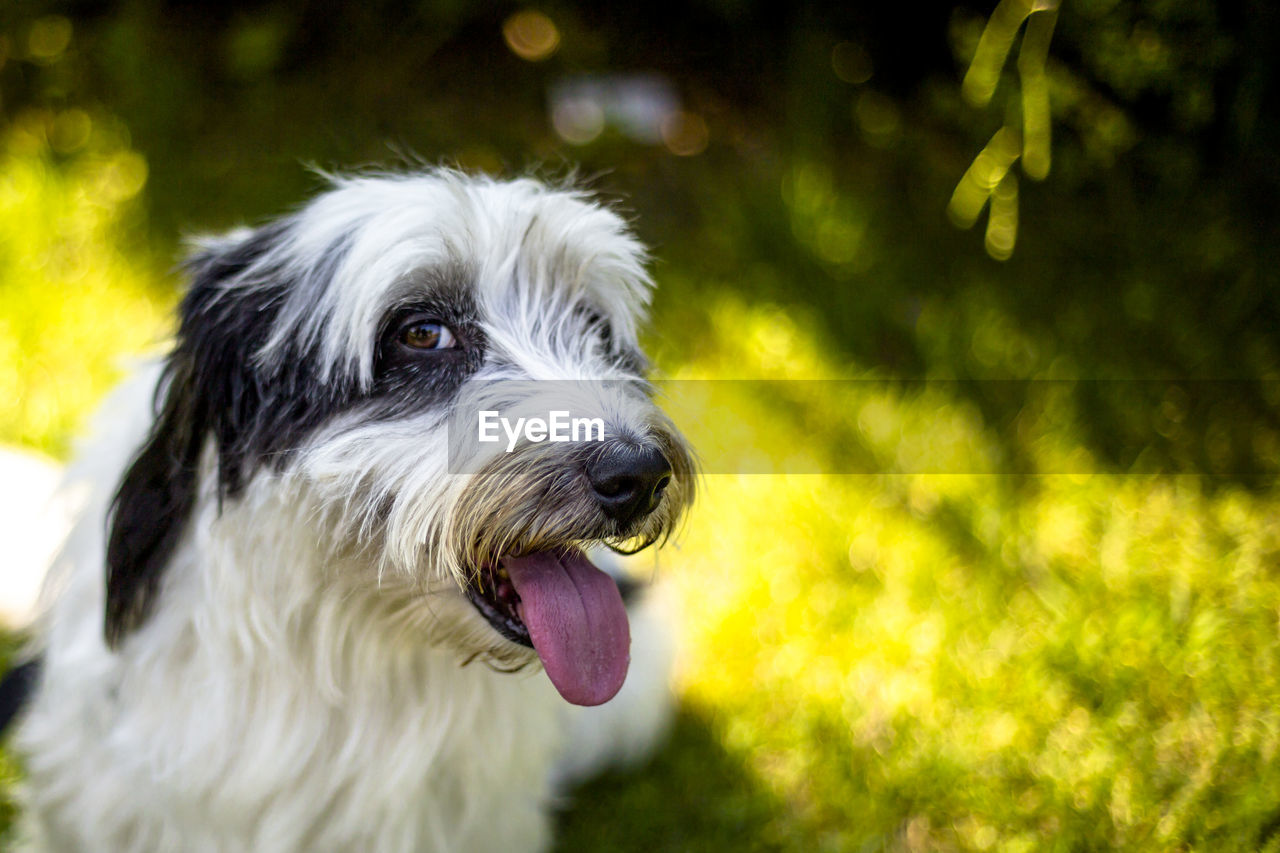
[
  {"left": 0, "top": 634, "right": 24, "bottom": 836},
  {"left": 556, "top": 706, "right": 791, "bottom": 852}
]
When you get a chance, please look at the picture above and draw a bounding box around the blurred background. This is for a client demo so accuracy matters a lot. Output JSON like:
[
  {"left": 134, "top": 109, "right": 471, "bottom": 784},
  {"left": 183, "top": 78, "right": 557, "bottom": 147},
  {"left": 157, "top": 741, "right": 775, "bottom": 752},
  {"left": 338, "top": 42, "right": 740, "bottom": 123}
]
[{"left": 2, "top": 0, "right": 1280, "bottom": 849}]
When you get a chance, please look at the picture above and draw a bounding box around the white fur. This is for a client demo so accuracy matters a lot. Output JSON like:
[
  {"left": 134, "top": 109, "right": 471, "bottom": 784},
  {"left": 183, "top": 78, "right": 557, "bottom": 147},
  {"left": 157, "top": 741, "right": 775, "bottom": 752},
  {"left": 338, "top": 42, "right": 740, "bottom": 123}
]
[
  {"left": 11, "top": 171, "right": 687, "bottom": 852},
  {"left": 0, "top": 448, "right": 77, "bottom": 630}
]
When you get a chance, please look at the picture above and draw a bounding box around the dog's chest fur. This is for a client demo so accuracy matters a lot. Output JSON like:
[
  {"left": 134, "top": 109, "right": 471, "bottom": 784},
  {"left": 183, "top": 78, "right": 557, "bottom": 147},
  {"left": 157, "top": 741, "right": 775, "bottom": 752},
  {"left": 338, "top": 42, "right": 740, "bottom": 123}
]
[
  {"left": 16, "top": 374, "right": 569, "bottom": 852},
  {"left": 21, "top": 513, "right": 569, "bottom": 852}
]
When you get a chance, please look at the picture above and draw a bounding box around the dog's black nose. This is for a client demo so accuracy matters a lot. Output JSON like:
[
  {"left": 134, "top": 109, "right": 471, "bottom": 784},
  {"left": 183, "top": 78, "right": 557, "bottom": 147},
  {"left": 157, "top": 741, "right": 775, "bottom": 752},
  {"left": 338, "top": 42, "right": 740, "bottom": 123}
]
[{"left": 587, "top": 445, "right": 672, "bottom": 526}]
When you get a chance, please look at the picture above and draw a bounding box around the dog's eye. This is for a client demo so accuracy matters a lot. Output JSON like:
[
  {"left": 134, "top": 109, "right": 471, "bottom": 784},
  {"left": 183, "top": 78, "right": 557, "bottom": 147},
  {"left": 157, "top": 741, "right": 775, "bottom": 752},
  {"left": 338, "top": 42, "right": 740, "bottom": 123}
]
[{"left": 400, "top": 319, "right": 458, "bottom": 351}]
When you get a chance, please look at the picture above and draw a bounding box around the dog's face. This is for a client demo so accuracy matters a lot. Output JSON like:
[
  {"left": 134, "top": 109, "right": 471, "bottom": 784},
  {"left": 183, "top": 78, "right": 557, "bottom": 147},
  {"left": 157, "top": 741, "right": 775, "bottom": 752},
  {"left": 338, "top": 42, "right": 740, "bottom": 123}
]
[{"left": 104, "top": 171, "right": 694, "bottom": 706}]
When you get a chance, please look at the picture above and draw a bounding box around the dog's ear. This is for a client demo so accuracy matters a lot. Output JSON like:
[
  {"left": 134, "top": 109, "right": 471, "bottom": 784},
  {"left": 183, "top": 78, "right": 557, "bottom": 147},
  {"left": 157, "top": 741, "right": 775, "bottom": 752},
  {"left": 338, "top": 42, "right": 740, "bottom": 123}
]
[
  {"left": 104, "top": 227, "right": 284, "bottom": 648},
  {"left": 104, "top": 356, "right": 203, "bottom": 647}
]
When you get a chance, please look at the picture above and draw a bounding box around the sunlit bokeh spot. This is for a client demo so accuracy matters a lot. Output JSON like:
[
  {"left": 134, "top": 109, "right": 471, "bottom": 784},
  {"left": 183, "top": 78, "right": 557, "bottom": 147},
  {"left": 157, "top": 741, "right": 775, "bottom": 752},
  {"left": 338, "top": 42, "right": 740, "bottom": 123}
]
[
  {"left": 93, "top": 151, "right": 148, "bottom": 203},
  {"left": 661, "top": 111, "right": 709, "bottom": 156},
  {"left": 26, "top": 16, "right": 72, "bottom": 64},
  {"left": 780, "top": 162, "right": 870, "bottom": 273},
  {"left": 854, "top": 91, "right": 900, "bottom": 149},
  {"left": 961, "top": 0, "right": 1060, "bottom": 108},
  {"left": 0, "top": 128, "right": 168, "bottom": 456},
  {"left": 1132, "top": 25, "right": 1167, "bottom": 67},
  {"left": 551, "top": 97, "right": 604, "bottom": 145},
  {"left": 948, "top": 127, "right": 1020, "bottom": 229},
  {"left": 226, "top": 17, "right": 288, "bottom": 81},
  {"left": 9, "top": 109, "right": 51, "bottom": 154},
  {"left": 953, "top": 0, "right": 1060, "bottom": 257},
  {"left": 49, "top": 109, "right": 91, "bottom": 154},
  {"left": 985, "top": 172, "right": 1018, "bottom": 261},
  {"left": 1017, "top": 8, "right": 1057, "bottom": 180},
  {"left": 549, "top": 75, "right": 678, "bottom": 146},
  {"left": 503, "top": 11, "right": 559, "bottom": 62},
  {"left": 832, "top": 41, "right": 872, "bottom": 85}
]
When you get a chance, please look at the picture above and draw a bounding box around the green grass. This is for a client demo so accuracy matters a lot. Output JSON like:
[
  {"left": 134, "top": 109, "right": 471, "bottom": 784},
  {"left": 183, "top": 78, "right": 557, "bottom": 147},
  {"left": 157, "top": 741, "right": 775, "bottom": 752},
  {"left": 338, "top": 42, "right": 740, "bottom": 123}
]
[
  {"left": 5, "top": 128, "right": 1280, "bottom": 852},
  {"left": 557, "top": 707, "right": 796, "bottom": 852},
  {"left": 637, "top": 307, "right": 1280, "bottom": 850}
]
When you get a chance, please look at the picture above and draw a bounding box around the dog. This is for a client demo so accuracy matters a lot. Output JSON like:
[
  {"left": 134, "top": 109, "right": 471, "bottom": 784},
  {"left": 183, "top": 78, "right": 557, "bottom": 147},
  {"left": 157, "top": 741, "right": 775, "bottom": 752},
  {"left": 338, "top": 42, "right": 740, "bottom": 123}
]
[{"left": 4, "top": 169, "right": 695, "bottom": 852}]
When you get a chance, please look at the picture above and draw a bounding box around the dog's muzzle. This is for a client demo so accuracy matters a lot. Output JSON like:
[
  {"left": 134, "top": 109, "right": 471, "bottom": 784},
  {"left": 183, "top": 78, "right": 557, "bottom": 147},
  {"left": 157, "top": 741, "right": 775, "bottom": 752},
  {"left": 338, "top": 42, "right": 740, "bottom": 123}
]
[{"left": 458, "top": 431, "right": 691, "bottom": 707}]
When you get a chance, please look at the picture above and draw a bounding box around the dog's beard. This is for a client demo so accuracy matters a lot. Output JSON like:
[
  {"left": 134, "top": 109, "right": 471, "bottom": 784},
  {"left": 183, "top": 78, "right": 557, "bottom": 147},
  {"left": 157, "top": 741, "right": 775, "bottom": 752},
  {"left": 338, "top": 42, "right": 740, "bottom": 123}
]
[
  {"left": 445, "top": 448, "right": 690, "bottom": 704},
  {"left": 303, "top": 411, "right": 694, "bottom": 707}
]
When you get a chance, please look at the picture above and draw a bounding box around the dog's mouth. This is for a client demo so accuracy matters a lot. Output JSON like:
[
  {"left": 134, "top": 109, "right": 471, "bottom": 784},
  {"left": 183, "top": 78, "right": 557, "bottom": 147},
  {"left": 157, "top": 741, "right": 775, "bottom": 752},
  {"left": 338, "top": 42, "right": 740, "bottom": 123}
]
[{"left": 465, "top": 547, "right": 630, "bottom": 707}]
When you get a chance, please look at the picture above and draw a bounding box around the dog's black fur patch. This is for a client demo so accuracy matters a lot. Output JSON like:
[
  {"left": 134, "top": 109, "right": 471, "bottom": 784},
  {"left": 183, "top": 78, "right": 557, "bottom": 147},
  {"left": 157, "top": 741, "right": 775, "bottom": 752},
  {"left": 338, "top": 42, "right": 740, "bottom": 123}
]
[
  {"left": 370, "top": 285, "right": 488, "bottom": 420},
  {"left": 104, "top": 225, "right": 492, "bottom": 647},
  {"left": 0, "top": 657, "right": 41, "bottom": 737},
  {"left": 105, "top": 222, "right": 351, "bottom": 647}
]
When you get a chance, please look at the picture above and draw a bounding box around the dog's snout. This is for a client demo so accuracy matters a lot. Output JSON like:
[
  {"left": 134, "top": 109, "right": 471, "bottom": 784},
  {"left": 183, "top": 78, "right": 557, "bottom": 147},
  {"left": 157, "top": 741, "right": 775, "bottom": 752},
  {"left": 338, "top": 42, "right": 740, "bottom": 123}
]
[{"left": 587, "top": 445, "right": 672, "bottom": 526}]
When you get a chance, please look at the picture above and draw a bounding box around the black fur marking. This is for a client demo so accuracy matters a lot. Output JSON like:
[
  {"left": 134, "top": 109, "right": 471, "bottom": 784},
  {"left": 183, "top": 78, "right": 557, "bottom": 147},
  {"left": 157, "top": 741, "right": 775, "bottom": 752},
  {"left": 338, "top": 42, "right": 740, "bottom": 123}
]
[
  {"left": 105, "top": 222, "right": 360, "bottom": 646},
  {"left": 183, "top": 225, "right": 360, "bottom": 497},
  {"left": 104, "top": 227, "right": 492, "bottom": 647},
  {"left": 369, "top": 285, "right": 487, "bottom": 419},
  {"left": 0, "top": 657, "right": 42, "bottom": 737},
  {"left": 105, "top": 358, "right": 204, "bottom": 647}
]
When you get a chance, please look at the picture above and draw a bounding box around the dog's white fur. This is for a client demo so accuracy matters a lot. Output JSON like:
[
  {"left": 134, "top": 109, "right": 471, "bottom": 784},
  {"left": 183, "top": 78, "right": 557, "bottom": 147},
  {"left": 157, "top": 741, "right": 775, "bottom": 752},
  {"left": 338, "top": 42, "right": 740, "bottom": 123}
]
[{"left": 11, "top": 171, "right": 690, "bottom": 852}]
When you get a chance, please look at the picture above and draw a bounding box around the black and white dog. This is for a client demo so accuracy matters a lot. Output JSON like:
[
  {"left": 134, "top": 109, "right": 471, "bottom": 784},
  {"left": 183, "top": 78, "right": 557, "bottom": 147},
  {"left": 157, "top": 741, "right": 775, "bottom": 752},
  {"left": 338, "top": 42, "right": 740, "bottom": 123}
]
[{"left": 6, "top": 170, "right": 694, "bottom": 851}]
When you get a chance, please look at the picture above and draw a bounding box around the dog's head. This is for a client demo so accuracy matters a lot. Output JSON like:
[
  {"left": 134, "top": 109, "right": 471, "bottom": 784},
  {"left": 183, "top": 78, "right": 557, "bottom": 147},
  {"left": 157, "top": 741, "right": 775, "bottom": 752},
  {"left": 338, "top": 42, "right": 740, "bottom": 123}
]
[{"left": 105, "top": 169, "right": 694, "bottom": 705}]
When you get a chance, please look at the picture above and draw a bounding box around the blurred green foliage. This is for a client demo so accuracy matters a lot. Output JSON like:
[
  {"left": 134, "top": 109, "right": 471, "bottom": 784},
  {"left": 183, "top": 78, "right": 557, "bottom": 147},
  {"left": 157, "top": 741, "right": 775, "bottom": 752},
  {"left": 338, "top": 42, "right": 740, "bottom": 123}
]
[
  {"left": 1, "top": 1, "right": 1279, "bottom": 850},
  {"left": 0, "top": 116, "right": 169, "bottom": 455}
]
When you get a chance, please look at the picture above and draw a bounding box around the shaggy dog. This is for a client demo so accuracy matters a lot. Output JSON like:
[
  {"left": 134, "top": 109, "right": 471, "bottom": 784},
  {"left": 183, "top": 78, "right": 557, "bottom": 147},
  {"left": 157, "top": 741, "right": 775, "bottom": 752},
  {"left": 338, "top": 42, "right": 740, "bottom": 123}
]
[{"left": 6, "top": 170, "right": 694, "bottom": 852}]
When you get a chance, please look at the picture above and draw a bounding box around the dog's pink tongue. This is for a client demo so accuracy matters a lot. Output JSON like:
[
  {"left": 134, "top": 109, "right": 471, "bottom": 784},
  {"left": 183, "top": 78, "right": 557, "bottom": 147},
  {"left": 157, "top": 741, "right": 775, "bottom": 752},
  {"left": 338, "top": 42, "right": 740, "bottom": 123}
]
[{"left": 502, "top": 550, "right": 630, "bottom": 706}]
